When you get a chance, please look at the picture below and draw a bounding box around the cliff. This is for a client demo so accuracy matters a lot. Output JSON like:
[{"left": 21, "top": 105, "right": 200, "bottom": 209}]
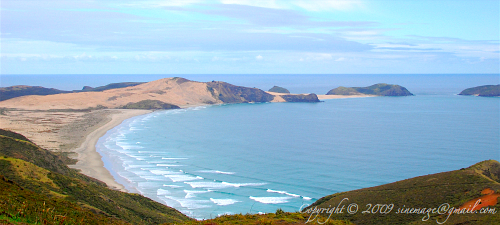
[
  {"left": 327, "top": 83, "right": 413, "bottom": 96},
  {"left": 459, "top": 85, "right": 500, "bottom": 97},
  {"left": 206, "top": 81, "right": 275, "bottom": 103}
]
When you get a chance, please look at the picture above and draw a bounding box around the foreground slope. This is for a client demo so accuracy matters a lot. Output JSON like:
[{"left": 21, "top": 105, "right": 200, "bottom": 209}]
[
  {"left": 0, "top": 129, "right": 191, "bottom": 224},
  {"left": 307, "top": 160, "right": 500, "bottom": 225}
]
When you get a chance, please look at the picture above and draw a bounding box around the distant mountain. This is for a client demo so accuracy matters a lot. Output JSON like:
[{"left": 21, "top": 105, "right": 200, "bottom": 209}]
[
  {"left": 0, "top": 129, "right": 191, "bottom": 224},
  {"left": 79, "top": 82, "right": 144, "bottom": 92},
  {"left": 0, "top": 85, "right": 71, "bottom": 101},
  {"left": 268, "top": 86, "right": 290, "bottom": 93},
  {"left": 459, "top": 85, "right": 500, "bottom": 97},
  {"left": 326, "top": 83, "right": 413, "bottom": 96},
  {"left": 307, "top": 160, "right": 500, "bottom": 225}
]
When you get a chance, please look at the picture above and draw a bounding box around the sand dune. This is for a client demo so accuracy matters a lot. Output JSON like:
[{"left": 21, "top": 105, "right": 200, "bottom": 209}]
[{"left": 0, "top": 77, "right": 218, "bottom": 110}]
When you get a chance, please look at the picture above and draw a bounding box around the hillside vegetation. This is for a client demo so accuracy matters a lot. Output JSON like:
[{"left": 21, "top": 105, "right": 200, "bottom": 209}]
[
  {"left": 459, "top": 84, "right": 500, "bottom": 97},
  {"left": 307, "top": 160, "right": 500, "bottom": 225},
  {"left": 326, "top": 83, "right": 413, "bottom": 96},
  {"left": 0, "top": 129, "right": 191, "bottom": 225}
]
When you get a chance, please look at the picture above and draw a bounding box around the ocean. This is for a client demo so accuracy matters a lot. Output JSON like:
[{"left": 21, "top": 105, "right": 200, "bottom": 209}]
[{"left": 2, "top": 74, "right": 499, "bottom": 219}]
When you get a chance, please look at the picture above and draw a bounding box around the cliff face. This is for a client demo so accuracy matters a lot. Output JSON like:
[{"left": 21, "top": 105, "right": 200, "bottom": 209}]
[
  {"left": 206, "top": 81, "right": 275, "bottom": 103},
  {"left": 327, "top": 83, "right": 413, "bottom": 96},
  {"left": 459, "top": 85, "right": 500, "bottom": 97}
]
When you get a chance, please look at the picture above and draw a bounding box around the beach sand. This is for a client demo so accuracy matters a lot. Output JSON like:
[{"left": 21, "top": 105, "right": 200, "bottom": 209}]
[{"left": 68, "top": 109, "right": 151, "bottom": 191}]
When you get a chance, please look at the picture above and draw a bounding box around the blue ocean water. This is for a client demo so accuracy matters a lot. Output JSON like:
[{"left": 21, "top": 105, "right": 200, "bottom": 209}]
[
  {"left": 89, "top": 75, "right": 499, "bottom": 219},
  {"left": 3, "top": 74, "right": 497, "bottom": 219}
]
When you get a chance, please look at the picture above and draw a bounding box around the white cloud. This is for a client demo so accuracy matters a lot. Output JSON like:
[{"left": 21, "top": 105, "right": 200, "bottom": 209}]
[
  {"left": 293, "top": 0, "right": 365, "bottom": 11},
  {"left": 124, "top": 0, "right": 202, "bottom": 8},
  {"left": 335, "top": 57, "right": 345, "bottom": 61},
  {"left": 220, "top": 0, "right": 285, "bottom": 9},
  {"left": 219, "top": 0, "right": 364, "bottom": 11},
  {"left": 256, "top": 55, "right": 263, "bottom": 60}
]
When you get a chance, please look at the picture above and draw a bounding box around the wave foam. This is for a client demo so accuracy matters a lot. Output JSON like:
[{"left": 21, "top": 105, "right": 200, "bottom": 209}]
[
  {"left": 165, "top": 174, "right": 204, "bottom": 182},
  {"left": 198, "top": 170, "right": 236, "bottom": 175},
  {"left": 267, "top": 189, "right": 300, "bottom": 197},
  {"left": 249, "top": 196, "right": 292, "bottom": 204},
  {"left": 210, "top": 198, "right": 240, "bottom": 206}
]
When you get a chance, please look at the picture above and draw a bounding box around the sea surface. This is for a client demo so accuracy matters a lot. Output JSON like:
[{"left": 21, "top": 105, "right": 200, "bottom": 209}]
[{"left": 3, "top": 74, "right": 499, "bottom": 219}]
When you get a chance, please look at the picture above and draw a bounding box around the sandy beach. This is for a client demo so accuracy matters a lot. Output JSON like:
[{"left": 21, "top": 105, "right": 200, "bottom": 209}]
[{"left": 68, "top": 109, "right": 151, "bottom": 191}]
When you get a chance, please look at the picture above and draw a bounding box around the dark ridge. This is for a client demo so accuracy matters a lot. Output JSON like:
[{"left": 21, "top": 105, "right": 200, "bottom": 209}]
[
  {"left": 0, "top": 86, "right": 71, "bottom": 101},
  {"left": 119, "top": 100, "right": 181, "bottom": 110},
  {"left": 79, "top": 82, "right": 144, "bottom": 92},
  {"left": 280, "top": 94, "right": 320, "bottom": 102}
]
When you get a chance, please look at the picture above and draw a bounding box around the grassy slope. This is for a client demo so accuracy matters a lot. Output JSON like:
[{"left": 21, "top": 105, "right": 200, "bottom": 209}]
[
  {"left": 0, "top": 130, "right": 191, "bottom": 225},
  {"left": 307, "top": 160, "right": 500, "bottom": 225}
]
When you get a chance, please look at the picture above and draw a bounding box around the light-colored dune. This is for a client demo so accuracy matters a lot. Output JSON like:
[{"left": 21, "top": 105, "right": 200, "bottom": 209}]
[{"left": 0, "top": 78, "right": 219, "bottom": 110}]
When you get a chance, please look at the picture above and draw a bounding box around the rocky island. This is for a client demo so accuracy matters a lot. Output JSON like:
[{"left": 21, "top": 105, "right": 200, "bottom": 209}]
[
  {"left": 458, "top": 84, "right": 500, "bottom": 97},
  {"left": 326, "top": 83, "right": 413, "bottom": 96}
]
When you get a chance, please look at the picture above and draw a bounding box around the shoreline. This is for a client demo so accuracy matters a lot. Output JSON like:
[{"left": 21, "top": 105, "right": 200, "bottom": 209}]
[{"left": 68, "top": 109, "right": 152, "bottom": 192}]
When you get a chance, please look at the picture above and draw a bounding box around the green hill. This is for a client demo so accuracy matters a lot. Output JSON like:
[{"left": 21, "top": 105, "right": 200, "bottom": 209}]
[
  {"left": 306, "top": 160, "right": 500, "bottom": 225},
  {"left": 458, "top": 85, "right": 500, "bottom": 97},
  {"left": 326, "top": 83, "right": 413, "bottom": 96},
  {"left": 268, "top": 86, "right": 290, "bottom": 94},
  {"left": 0, "top": 129, "right": 191, "bottom": 225}
]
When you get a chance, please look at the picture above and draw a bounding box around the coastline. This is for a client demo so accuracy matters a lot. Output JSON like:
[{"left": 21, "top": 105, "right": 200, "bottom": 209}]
[{"left": 68, "top": 109, "right": 152, "bottom": 192}]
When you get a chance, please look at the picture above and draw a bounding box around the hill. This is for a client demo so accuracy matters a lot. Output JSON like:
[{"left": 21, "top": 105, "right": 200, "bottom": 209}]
[
  {"left": 269, "top": 86, "right": 290, "bottom": 93},
  {"left": 305, "top": 160, "right": 500, "bottom": 225},
  {"left": 458, "top": 85, "right": 500, "bottom": 97},
  {"left": 0, "top": 129, "right": 191, "bottom": 224},
  {"left": 326, "top": 83, "right": 413, "bottom": 96}
]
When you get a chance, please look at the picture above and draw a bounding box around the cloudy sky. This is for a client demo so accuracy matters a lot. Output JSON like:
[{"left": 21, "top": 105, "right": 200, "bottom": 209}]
[{"left": 1, "top": 0, "right": 499, "bottom": 74}]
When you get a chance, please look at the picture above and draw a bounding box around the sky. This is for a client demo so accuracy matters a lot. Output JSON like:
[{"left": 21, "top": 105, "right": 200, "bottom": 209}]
[{"left": 1, "top": 0, "right": 499, "bottom": 74}]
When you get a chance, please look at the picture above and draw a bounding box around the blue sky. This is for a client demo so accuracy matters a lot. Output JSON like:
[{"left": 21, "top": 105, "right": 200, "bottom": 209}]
[{"left": 1, "top": 0, "right": 499, "bottom": 74}]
